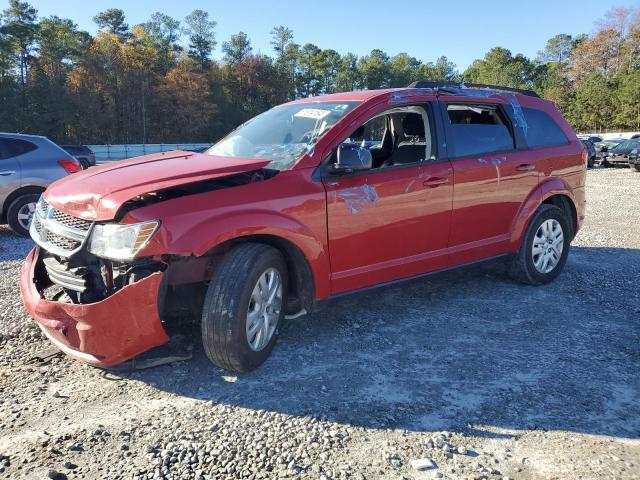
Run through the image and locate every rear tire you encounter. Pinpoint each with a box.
[201,243,288,372]
[631,164,640,173]
[509,204,571,285]
[7,193,40,237]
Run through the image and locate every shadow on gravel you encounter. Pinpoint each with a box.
[75,246,640,440]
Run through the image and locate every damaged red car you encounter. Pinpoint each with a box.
[20,82,586,372]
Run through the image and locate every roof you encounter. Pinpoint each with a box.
[284,82,542,107]
[0,132,48,140]
[286,88,404,104]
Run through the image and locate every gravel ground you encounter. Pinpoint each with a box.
[0,168,639,480]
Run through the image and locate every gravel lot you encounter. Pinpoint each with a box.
[0,168,639,480]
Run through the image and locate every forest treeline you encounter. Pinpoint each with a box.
[1,1,638,144]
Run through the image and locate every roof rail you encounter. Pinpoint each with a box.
[407,81,540,98]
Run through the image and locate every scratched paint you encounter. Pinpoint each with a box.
[404,179,417,193]
[337,184,380,214]
[389,89,432,104]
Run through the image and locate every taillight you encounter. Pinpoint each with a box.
[58,159,82,173]
[581,148,588,166]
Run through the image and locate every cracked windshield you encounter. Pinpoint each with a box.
[206,102,359,170]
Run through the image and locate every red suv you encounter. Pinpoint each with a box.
[20,82,586,372]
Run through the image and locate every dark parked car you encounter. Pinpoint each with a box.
[604,138,640,166]
[21,82,586,372]
[580,139,596,168]
[61,145,96,168]
[0,133,82,236]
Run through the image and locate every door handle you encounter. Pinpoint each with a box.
[423,176,448,187]
[0,170,16,176]
[516,164,535,172]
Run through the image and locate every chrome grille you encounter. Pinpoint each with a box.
[45,231,81,250]
[52,210,92,231]
[30,196,93,257]
[37,199,49,217]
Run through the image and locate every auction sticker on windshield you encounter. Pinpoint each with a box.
[294,108,332,120]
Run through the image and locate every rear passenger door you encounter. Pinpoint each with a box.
[440,101,539,265]
[0,139,23,200]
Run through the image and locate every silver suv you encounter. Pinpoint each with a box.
[0,133,82,236]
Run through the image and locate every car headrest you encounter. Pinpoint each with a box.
[403,114,424,137]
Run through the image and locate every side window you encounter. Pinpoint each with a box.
[445,103,515,157]
[345,115,386,147]
[522,108,569,148]
[2,139,37,158]
[0,140,10,160]
[339,105,435,169]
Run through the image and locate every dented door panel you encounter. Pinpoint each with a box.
[324,161,453,294]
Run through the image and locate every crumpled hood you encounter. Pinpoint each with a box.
[44,150,271,221]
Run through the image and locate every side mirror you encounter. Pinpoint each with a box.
[330,144,372,174]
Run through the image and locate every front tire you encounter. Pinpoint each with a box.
[509,204,571,285]
[7,193,40,237]
[201,243,288,372]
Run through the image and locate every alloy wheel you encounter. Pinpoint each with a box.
[532,219,564,274]
[17,202,36,231]
[246,268,283,351]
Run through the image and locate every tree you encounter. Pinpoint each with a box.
[570,7,639,81]
[615,70,640,129]
[0,4,635,143]
[464,47,538,88]
[1,0,38,120]
[270,26,293,61]
[389,53,421,87]
[184,9,216,69]
[572,74,615,131]
[29,16,89,138]
[141,12,181,72]
[335,52,359,92]
[153,64,214,141]
[93,8,128,36]
[222,32,252,65]
[357,49,391,89]
[421,56,459,82]
[537,34,573,64]
[270,26,295,99]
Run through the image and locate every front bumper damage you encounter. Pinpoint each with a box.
[20,247,169,367]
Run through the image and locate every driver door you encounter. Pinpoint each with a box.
[322,104,453,294]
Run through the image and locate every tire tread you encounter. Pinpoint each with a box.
[202,243,282,372]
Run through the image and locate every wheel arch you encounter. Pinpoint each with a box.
[541,193,577,240]
[203,234,318,315]
[509,178,578,249]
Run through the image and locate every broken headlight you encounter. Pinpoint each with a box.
[88,221,159,261]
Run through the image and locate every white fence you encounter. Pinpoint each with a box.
[89,143,210,163]
[579,131,640,141]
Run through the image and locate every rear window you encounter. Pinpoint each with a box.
[446,104,515,157]
[62,145,90,155]
[0,138,38,159]
[522,108,569,148]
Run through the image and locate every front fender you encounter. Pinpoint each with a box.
[140,209,331,300]
[508,177,577,249]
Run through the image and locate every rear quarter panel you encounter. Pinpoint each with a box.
[507,98,586,248]
[19,139,71,188]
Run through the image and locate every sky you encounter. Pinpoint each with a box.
[7,0,637,70]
